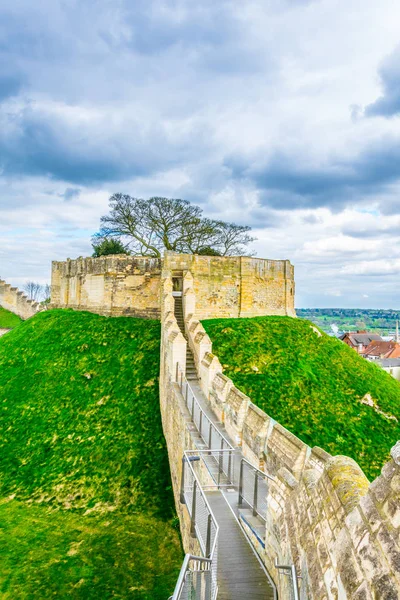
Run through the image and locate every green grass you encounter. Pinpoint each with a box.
[0,306,22,329]
[0,500,180,600]
[0,310,181,598]
[202,316,400,480]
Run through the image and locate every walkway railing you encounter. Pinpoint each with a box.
[275,560,301,600]
[238,458,273,522]
[171,366,275,600]
[179,370,233,454]
[171,451,219,600]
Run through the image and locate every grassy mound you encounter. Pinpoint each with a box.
[0,310,181,599]
[0,501,180,600]
[0,306,21,329]
[202,316,400,480]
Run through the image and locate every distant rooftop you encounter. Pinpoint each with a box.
[340,332,382,345]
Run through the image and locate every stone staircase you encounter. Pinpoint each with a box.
[173,296,197,381]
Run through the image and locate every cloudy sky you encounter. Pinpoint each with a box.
[1,0,400,308]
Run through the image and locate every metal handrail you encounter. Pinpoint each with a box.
[182,450,220,558]
[178,365,234,451]
[238,457,273,522]
[241,456,275,482]
[275,560,300,600]
[169,554,212,600]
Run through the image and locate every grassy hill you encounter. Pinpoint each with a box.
[0,306,22,329]
[202,316,400,480]
[0,310,181,599]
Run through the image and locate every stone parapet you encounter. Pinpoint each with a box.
[50,251,296,320]
[50,255,162,318]
[176,277,400,599]
[0,279,43,320]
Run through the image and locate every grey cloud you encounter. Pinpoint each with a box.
[302,214,323,225]
[365,44,400,118]
[60,188,81,202]
[0,74,23,101]
[225,137,400,211]
[0,101,212,185]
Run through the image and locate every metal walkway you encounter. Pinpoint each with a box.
[206,492,274,600]
[173,296,276,600]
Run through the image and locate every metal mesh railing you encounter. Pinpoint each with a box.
[274,561,300,600]
[169,555,215,600]
[180,375,233,453]
[172,452,218,600]
[238,458,272,521]
[171,365,275,600]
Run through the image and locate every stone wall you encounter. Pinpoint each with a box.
[50,252,295,320]
[50,255,162,318]
[0,279,42,320]
[164,252,295,319]
[176,275,400,600]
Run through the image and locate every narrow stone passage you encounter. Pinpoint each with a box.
[174,295,276,600]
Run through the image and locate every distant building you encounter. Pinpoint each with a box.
[362,340,400,360]
[339,331,383,354]
[377,358,400,381]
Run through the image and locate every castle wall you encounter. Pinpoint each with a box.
[0,279,42,320]
[160,273,400,600]
[164,252,295,319]
[50,255,162,319]
[51,252,295,320]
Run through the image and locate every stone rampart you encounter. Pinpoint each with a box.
[175,275,400,599]
[50,251,296,320]
[166,251,295,319]
[0,279,42,320]
[50,255,162,318]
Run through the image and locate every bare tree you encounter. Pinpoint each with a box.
[94,195,255,257]
[43,284,51,303]
[24,281,43,302]
[23,282,51,303]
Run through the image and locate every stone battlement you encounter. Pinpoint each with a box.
[160,269,400,600]
[0,279,43,320]
[50,252,295,319]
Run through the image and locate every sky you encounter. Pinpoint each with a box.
[1,0,400,308]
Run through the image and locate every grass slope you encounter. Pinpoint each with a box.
[0,310,181,599]
[202,316,400,480]
[0,306,21,329]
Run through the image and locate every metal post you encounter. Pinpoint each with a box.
[191,393,195,417]
[199,411,203,438]
[180,371,183,388]
[180,456,186,504]
[190,480,197,537]
[208,422,212,450]
[205,513,212,557]
[204,568,211,600]
[218,439,223,488]
[228,450,232,483]
[238,460,244,506]
[185,381,189,406]
[291,565,300,600]
[176,361,179,382]
[253,469,259,517]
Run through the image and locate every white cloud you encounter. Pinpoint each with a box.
[1,0,400,310]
